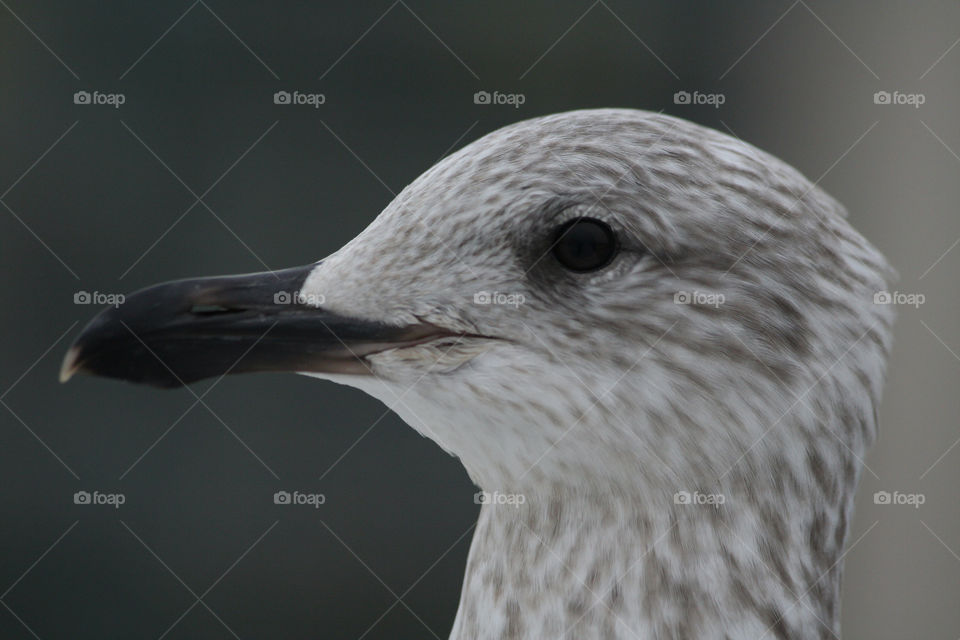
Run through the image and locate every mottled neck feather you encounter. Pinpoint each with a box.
[450,483,852,640]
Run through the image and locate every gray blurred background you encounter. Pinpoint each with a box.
[1,1,958,638]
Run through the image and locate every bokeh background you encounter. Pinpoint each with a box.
[2,1,958,638]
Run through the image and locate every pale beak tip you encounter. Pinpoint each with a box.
[59,346,81,383]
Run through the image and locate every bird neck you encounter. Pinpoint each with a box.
[449,484,850,640]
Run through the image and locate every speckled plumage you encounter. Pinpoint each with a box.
[302,109,895,639]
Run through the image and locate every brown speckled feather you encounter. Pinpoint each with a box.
[301,109,895,639]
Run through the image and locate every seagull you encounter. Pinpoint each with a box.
[61,109,894,639]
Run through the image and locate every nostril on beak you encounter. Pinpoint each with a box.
[189,304,244,316]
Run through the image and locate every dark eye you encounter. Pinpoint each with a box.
[551,217,618,272]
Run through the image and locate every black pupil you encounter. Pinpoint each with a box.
[552,217,617,272]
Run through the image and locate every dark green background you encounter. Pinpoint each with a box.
[2,2,958,638]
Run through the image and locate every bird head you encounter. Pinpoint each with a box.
[63,109,895,496]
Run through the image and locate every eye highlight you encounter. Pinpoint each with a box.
[551,217,618,272]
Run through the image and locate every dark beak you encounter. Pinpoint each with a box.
[60,263,449,388]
